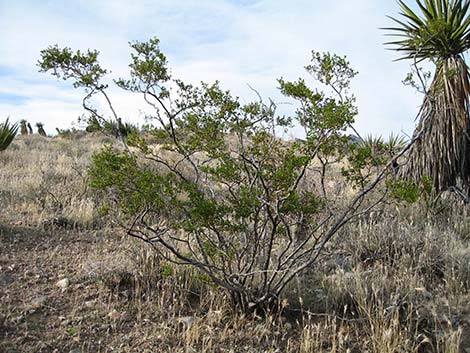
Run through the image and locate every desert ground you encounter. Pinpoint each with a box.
[1,133,469,352]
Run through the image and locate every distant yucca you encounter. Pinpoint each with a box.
[357,133,407,157]
[36,122,47,137]
[0,118,19,151]
[19,119,28,135]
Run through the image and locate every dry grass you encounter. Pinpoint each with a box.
[0,134,469,352]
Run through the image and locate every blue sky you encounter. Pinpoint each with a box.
[0,0,427,136]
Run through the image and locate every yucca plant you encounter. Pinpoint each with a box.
[36,122,47,137]
[19,119,28,135]
[385,0,470,191]
[386,133,408,154]
[0,118,19,151]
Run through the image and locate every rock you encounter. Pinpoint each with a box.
[108,309,121,321]
[56,278,70,291]
[84,300,95,308]
[178,316,195,328]
[0,273,14,286]
[30,295,47,309]
[60,318,71,326]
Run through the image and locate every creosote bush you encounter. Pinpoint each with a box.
[39,37,410,312]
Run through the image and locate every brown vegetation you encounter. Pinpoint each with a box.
[1,134,469,352]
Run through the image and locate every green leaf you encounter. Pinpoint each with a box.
[0,118,18,151]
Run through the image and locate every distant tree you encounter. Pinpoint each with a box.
[27,122,33,135]
[37,45,126,145]
[385,0,470,192]
[0,118,19,151]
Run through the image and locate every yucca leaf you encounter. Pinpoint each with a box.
[416,1,436,21]
[0,118,19,151]
[385,0,470,61]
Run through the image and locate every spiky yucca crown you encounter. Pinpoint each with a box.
[384,0,470,62]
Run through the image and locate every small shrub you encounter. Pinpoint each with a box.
[55,127,87,139]
[343,133,407,188]
[85,114,139,140]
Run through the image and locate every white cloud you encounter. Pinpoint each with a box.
[0,0,424,136]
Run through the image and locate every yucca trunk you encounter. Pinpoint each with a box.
[401,56,470,191]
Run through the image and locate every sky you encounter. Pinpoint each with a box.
[0,0,428,137]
